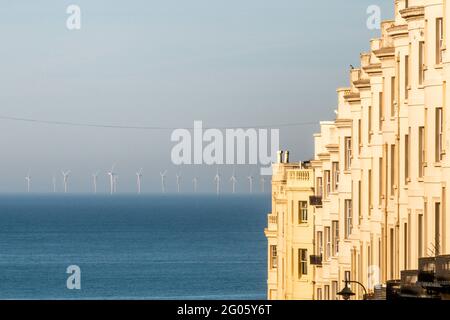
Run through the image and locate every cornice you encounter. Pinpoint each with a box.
[335,118,352,128]
[387,24,408,38]
[353,78,371,90]
[363,63,382,75]
[325,144,339,153]
[317,152,330,161]
[400,6,425,21]
[373,47,395,59]
[343,91,361,103]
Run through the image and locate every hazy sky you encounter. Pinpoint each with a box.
[0,0,393,193]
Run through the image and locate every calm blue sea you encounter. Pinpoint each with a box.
[0,195,269,300]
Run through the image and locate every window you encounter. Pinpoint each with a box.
[404,222,408,269]
[418,214,423,258]
[391,144,396,196]
[436,108,443,162]
[345,137,352,170]
[299,201,308,223]
[379,157,383,205]
[316,177,323,197]
[317,288,323,300]
[332,162,339,191]
[324,285,330,300]
[270,245,277,268]
[317,231,323,256]
[299,249,308,276]
[419,126,426,177]
[368,170,372,213]
[405,55,409,99]
[325,170,331,198]
[345,200,353,238]
[378,92,384,126]
[405,131,410,183]
[332,221,339,256]
[368,106,372,139]
[391,77,396,117]
[435,202,441,256]
[419,41,425,85]
[332,281,338,300]
[358,181,362,224]
[325,227,331,260]
[436,18,444,64]
[358,119,362,153]
[390,229,394,279]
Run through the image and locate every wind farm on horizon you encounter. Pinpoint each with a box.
[19,165,269,195]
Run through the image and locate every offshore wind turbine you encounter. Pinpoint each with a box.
[52,175,57,193]
[192,177,198,193]
[176,172,181,193]
[214,169,221,195]
[92,172,99,194]
[61,170,71,193]
[136,168,143,194]
[160,170,167,193]
[230,169,237,194]
[260,176,266,193]
[107,164,116,195]
[113,175,118,193]
[25,171,31,193]
[247,175,254,194]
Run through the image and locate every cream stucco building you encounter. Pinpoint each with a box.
[265,0,450,300]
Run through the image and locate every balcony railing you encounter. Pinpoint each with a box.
[286,169,314,188]
[436,255,450,283]
[267,213,278,231]
[386,280,402,300]
[309,195,323,207]
[418,257,436,283]
[400,270,424,297]
[309,255,322,266]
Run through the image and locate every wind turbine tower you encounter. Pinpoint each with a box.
[214,169,221,195]
[92,172,99,194]
[247,175,254,194]
[176,172,181,193]
[25,171,31,193]
[136,169,143,194]
[107,164,116,195]
[230,169,237,194]
[61,170,71,193]
[160,170,167,193]
[260,176,266,193]
[52,175,57,193]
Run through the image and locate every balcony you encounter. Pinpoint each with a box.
[267,213,278,231]
[386,280,401,300]
[418,257,436,283]
[286,169,314,189]
[400,270,425,297]
[309,255,322,266]
[436,255,450,283]
[309,195,322,207]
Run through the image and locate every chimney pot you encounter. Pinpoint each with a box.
[284,151,290,163]
[277,150,283,164]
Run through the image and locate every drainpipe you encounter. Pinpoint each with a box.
[396,69,401,279]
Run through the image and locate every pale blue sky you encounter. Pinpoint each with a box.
[0,0,392,193]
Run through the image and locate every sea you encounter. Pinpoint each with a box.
[0,194,270,300]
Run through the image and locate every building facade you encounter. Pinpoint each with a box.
[265,0,450,300]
